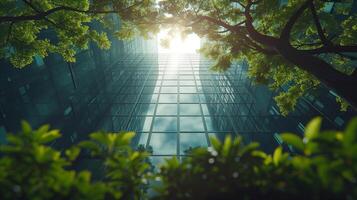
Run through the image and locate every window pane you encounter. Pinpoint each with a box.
[156,104,177,115]
[180,80,195,86]
[180,104,201,115]
[159,94,178,103]
[180,117,205,131]
[162,80,177,86]
[180,94,199,103]
[137,133,149,146]
[152,117,177,132]
[150,133,177,155]
[180,87,197,93]
[180,133,207,155]
[161,87,177,93]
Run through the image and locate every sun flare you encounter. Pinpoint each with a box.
[157,29,201,54]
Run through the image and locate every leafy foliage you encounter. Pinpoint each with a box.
[0,0,159,68]
[155,117,357,200]
[0,121,150,200]
[2,0,356,114]
[1,118,357,199]
[157,0,357,114]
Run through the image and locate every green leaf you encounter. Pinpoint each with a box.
[305,117,322,140]
[90,132,108,144]
[78,171,92,182]
[344,117,357,147]
[6,134,22,145]
[0,145,21,153]
[38,130,61,144]
[79,141,100,153]
[121,131,135,143]
[165,157,180,169]
[239,142,259,156]
[222,135,232,156]
[66,146,81,161]
[21,120,32,134]
[291,157,310,170]
[280,133,304,151]
[251,150,267,159]
[209,136,221,151]
[273,146,282,166]
[304,141,319,155]
[37,124,50,135]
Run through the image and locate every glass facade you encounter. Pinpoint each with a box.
[0,29,158,147]
[97,54,284,164]
[0,19,356,162]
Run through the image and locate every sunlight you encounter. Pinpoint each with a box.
[157,29,201,54]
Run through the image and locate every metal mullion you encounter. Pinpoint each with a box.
[177,56,181,157]
[191,55,211,147]
[146,56,166,150]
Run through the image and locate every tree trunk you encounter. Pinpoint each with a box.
[276,43,357,110]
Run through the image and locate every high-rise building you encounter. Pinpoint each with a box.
[0,26,158,147]
[0,23,356,164]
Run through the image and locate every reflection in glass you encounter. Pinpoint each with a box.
[180,94,200,103]
[205,117,215,131]
[180,80,195,86]
[201,104,210,115]
[180,104,201,115]
[149,156,172,172]
[179,87,197,93]
[137,133,149,146]
[156,104,177,115]
[153,117,177,132]
[128,117,152,132]
[162,80,177,86]
[150,133,177,155]
[159,94,178,103]
[161,87,178,93]
[134,103,156,115]
[180,133,207,155]
[139,94,158,103]
[180,117,205,131]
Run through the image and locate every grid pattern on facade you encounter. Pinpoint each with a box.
[94,54,280,165]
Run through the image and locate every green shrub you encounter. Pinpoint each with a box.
[0,117,356,199]
[0,121,150,200]
[155,117,357,200]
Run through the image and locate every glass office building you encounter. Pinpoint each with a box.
[0,31,158,147]
[89,53,280,165]
[0,23,356,164]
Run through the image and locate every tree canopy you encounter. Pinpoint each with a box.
[0,0,159,67]
[1,0,357,115]
[158,0,357,115]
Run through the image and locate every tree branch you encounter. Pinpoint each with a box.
[309,0,332,46]
[5,22,14,45]
[22,0,42,13]
[244,0,279,46]
[234,20,246,28]
[244,35,277,55]
[0,1,144,24]
[196,15,236,31]
[0,6,68,23]
[280,0,311,42]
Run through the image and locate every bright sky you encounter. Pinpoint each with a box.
[157,29,201,53]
